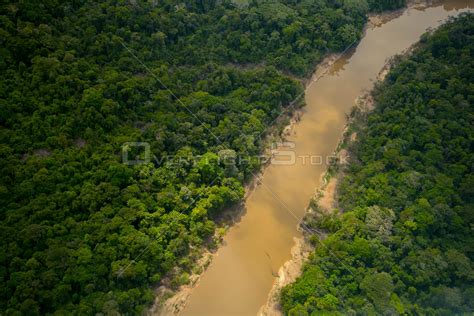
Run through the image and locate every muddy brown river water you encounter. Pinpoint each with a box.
[178,1,473,315]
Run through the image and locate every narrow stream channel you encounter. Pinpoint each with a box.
[179,1,473,315]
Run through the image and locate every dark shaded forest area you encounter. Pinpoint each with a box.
[281,13,474,315]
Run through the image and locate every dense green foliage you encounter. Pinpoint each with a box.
[0,0,406,314]
[366,0,405,12]
[281,14,474,315]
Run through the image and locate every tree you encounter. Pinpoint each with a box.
[364,206,395,242]
[360,272,394,311]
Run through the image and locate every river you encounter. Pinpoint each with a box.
[178,1,473,315]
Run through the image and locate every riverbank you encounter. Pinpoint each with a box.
[150,170,268,315]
